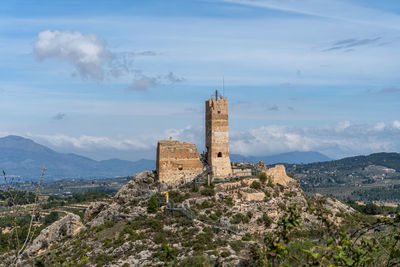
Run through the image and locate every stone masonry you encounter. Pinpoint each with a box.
[156,137,203,184]
[205,92,232,177]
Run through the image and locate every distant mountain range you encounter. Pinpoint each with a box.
[230,151,332,165]
[0,135,154,181]
[0,135,332,181]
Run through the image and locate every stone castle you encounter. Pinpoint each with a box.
[156,90,293,186]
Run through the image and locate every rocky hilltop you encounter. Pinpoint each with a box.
[3,165,357,266]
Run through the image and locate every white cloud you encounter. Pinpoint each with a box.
[34,30,112,80]
[127,74,161,91]
[373,122,385,131]
[229,122,400,158]
[20,125,203,154]
[1,120,399,161]
[127,71,186,91]
[393,120,400,130]
[31,134,153,151]
[333,120,351,132]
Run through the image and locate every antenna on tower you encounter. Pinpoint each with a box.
[222,76,225,98]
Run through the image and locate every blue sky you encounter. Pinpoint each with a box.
[0,0,399,160]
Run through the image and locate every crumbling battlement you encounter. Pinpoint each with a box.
[156,137,204,185]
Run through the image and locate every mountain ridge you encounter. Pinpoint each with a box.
[0,135,366,181]
[0,135,154,180]
[231,151,332,164]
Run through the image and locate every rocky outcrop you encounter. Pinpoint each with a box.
[24,214,85,257]
[314,193,356,220]
[84,202,109,223]
[239,189,265,201]
[114,170,160,205]
[86,203,122,227]
[266,164,294,186]
[85,171,160,227]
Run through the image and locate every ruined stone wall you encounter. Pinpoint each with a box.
[156,138,204,185]
[232,168,252,177]
[205,96,232,177]
[265,165,294,186]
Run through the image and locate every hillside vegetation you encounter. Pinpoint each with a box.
[1,171,398,266]
[286,152,400,202]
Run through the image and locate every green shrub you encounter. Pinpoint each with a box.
[77,255,89,266]
[258,172,267,183]
[209,213,219,221]
[104,220,116,228]
[273,188,280,197]
[242,232,253,241]
[169,190,187,203]
[200,187,215,196]
[198,200,214,209]
[220,250,231,257]
[262,213,272,227]
[230,213,250,224]
[148,218,163,231]
[93,224,105,232]
[284,191,297,198]
[147,195,159,213]
[155,243,179,262]
[250,181,262,190]
[102,238,112,248]
[226,197,233,206]
[246,211,253,219]
[95,254,113,265]
[154,233,167,244]
[230,240,245,252]
[44,211,59,225]
[191,183,199,192]
[179,255,213,267]
[34,258,45,267]
[267,176,274,187]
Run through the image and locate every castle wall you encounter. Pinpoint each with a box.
[265,165,294,186]
[205,96,232,177]
[232,168,252,177]
[156,138,204,185]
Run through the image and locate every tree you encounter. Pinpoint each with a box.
[147,195,159,213]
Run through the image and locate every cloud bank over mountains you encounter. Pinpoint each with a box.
[230,121,400,159]
[2,120,399,161]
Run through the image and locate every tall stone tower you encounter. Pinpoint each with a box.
[205,90,232,177]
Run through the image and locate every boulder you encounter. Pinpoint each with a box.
[114,171,158,205]
[239,190,265,202]
[87,203,123,227]
[84,202,109,223]
[25,214,85,257]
